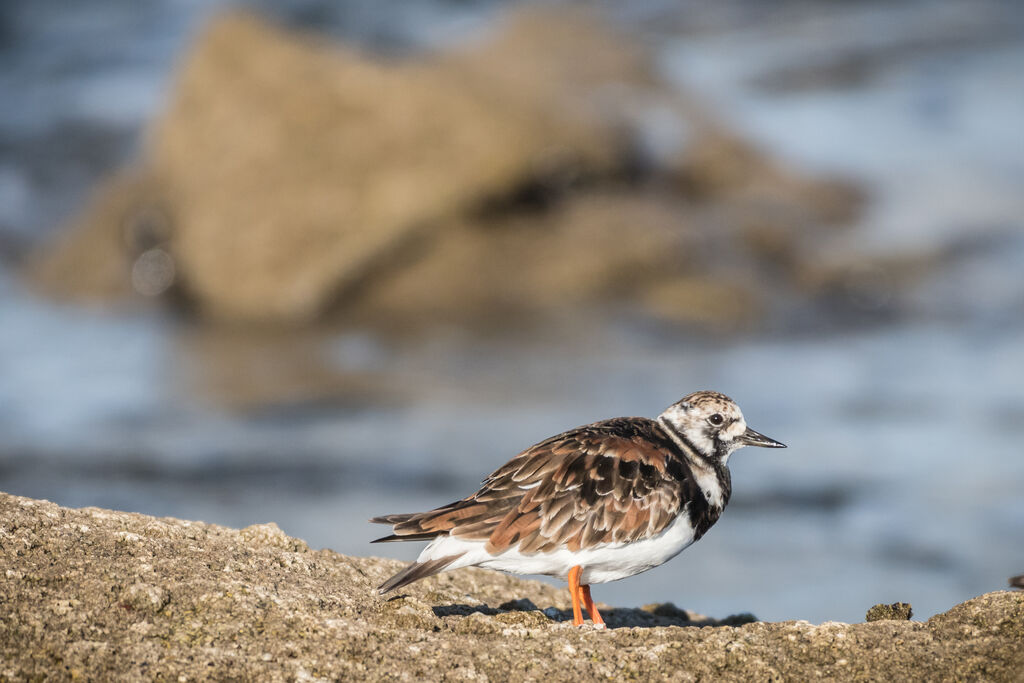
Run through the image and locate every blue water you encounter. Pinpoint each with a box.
[1,0,1023,624]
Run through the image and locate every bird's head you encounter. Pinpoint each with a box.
[657,390,785,464]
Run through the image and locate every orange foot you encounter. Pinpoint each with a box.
[581,584,606,629]
[568,565,606,629]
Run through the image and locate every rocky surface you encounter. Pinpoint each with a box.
[865,602,913,622]
[2,491,1022,681]
[28,8,863,330]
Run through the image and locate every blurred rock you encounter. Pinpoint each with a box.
[345,191,736,329]
[3,491,1023,680]
[670,129,863,224]
[29,170,167,303]
[28,8,864,330]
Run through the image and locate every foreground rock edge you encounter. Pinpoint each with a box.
[1,491,1021,681]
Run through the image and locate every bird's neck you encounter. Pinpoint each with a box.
[657,416,714,466]
[657,417,732,510]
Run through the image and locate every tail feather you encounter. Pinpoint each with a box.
[369,513,418,525]
[369,511,446,544]
[377,553,463,594]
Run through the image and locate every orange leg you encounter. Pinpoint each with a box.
[568,565,584,626]
[580,584,606,629]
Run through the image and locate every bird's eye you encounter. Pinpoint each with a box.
[708,413,724,426]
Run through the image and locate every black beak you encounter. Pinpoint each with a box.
[738,426,786,449]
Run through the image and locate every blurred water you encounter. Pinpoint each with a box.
[1,0,1023,624]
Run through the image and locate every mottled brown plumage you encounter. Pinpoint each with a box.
[371,417,728,556]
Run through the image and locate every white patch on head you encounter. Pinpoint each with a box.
[657,393,747,462]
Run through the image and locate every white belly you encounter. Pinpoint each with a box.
[419,513,699,584]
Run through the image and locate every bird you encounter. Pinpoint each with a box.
[370,390,785,628]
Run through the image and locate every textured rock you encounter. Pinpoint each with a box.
[866,602,913,622]
[2,491,1022,681]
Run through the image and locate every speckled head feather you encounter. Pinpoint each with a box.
[657,390,751,464]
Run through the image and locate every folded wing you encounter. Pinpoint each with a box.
[371,419,687,554]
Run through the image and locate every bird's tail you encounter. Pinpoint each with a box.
[377,554,463,594]
[370,506,471,592]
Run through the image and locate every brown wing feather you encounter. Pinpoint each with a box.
[375,419,688,555]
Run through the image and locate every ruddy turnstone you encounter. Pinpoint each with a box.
[371,390,784,627]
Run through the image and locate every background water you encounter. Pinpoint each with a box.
[1,0,1023,624]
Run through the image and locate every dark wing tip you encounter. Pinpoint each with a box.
[371,534,401,544]
[372,531,446,543]
[370,512,442,543]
